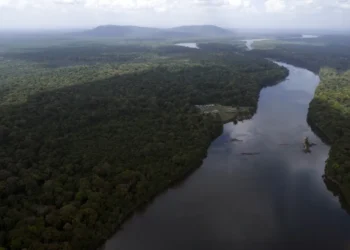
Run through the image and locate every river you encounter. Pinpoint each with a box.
[175,43,199,49]
[103,45,350,250]
[243,39,269,50]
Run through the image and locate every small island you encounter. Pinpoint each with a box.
[303,136,311,152]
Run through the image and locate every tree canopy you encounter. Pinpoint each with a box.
[248,42,350,73]
[0,42,287,249]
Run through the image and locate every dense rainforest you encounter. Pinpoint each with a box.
[0,42,288,250]
[249,42,350,73]
[308,68,350,202]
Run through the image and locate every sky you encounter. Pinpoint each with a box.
[0,0,350,30]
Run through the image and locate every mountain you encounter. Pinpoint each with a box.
[82,25,160,37]
[81,25,234,39]
[169,25,234,37]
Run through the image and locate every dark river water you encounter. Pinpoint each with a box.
[103,62,350,250]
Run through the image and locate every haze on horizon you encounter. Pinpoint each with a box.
[0,0,349,31]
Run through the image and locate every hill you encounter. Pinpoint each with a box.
[81,25,234,39]
[169,25,234,37]
[81,25,160,37]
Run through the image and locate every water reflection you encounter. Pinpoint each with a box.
[104,63,350,250]
[175,43,199,49]
[302,35,319,39]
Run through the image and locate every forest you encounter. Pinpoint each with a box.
[249,42,350,73]
[308,68,350,202]
[0,42,288,250]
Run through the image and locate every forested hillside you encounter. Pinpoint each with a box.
[0,43,287,250]
[308,68,350,201]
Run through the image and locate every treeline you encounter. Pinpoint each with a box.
[308,68,350,202]
[0,43,288,108]
[2,44,189,67]
[248,43,350,73]
[0,43,288,249]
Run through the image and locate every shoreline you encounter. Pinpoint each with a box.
[98,123,223,250]
[307,90,350,207]
[322,174,350,207]
[100,67,289,249]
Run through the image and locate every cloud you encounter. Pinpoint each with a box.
[0,0,255,12]
[264,0,286,12]
[1,0,349,13]
[227,0,251,8]
[263,0,350,13]
[194,0,225,6]
[81,0,177,12]
[0,0,10,7]
[0,0,349,29]
[193,0,254,10]
[54,0,84,5]
[336,0,350,9]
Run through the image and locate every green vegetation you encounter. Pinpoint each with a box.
[248,41,350,73]
[251,39,325,50]
[0,41,287,250]
[308,68,350,202]
[196,104,252,122]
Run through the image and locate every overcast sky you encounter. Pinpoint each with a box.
[0,0,349,30]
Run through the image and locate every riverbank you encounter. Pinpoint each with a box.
[244,38,350,208]
[99,71,289,250]
[0,40,291,250]
[104,60,350,250]
[96,120,223,250]
[307,68,350,205]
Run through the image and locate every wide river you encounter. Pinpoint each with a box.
[104,56,350,250]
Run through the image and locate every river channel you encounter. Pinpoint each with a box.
[104,45,350,250]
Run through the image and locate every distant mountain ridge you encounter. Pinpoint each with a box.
[84,25,160,37]
[81,25,234,39]
[169,25,233,36]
